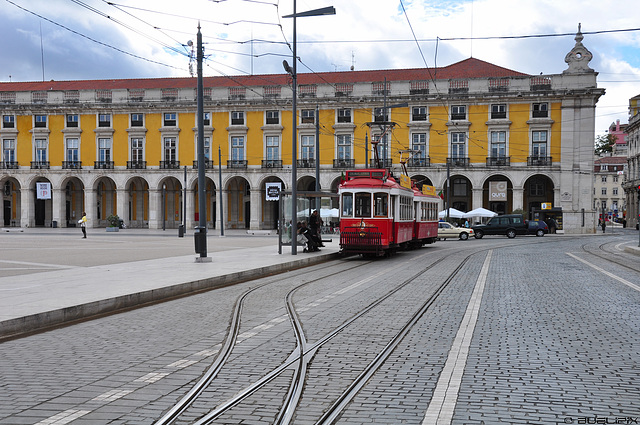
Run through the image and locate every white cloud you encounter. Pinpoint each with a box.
[1,0,639,133]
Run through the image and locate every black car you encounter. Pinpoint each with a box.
[527,220,549,237]
[472,214,528,239]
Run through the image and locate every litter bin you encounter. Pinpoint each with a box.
[178,224,185,238]
[52,221,57,228]
[118,219,124,229]
[194,226,206,254]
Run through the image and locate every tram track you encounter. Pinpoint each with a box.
[580,239,640,273]
[154,244,487,425]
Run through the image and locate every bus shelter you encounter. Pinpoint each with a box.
[278,191,339,254]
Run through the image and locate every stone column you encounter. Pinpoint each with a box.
[148,188,160,229]
[52,188,64,228]
[250,189,261,230]
[512,187,524,211]
[185,188,195,231]
[84,189,96,228]
[20,187,32,227]
[215,188,225,231]
[116,188,127,227]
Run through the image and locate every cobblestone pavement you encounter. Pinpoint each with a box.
[0,231,638,424]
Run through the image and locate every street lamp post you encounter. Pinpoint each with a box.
[282,3,335,255]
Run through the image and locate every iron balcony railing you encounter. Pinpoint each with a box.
[62,161,82,169]
[407,157,430,168]
[262,159,283,169]
[486,156,510,166]
[297,159,315,168]
[527,156,552,166]
[30,161,50,169]
[227,160,247,169]
[94,161,114,169]
[446,157,469,167]
[159,160,180,169]
[127,161,147,169]
[0,161,19,169]
[193,160,214,169]
[333,159,355,168]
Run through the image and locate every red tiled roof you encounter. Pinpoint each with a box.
[0,58,529,92]
[594,156,627,164]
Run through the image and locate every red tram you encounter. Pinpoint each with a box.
[338,169,442,256]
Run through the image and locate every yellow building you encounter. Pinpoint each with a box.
[0,30,603,233]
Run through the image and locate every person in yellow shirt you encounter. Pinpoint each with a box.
[79,212,88,238]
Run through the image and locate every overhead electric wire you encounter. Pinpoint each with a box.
[4,0,187,71]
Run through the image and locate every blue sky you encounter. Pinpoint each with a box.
[1,0,639,134]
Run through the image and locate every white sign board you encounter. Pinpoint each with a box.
[265,182,281,201]
[36,182,52,200]
[489,181,507,202]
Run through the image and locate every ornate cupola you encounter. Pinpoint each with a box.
[563,23,594,74]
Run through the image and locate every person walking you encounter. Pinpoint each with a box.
[601,219,606,233]
[79,212,88,238]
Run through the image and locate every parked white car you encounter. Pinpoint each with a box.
[437,222,474,240]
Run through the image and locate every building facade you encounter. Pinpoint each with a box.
[1,29,603,233]
[624,94,640,228]
[593,156,626,222]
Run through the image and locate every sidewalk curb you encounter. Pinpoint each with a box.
[0,251,341,341]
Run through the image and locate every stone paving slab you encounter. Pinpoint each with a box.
[0,228,340,340]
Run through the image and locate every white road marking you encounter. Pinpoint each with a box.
[422,250,493,425]
[567,252,640,292]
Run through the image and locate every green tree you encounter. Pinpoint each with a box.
[594,134,616,155]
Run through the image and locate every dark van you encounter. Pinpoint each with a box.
[472,214,528,239]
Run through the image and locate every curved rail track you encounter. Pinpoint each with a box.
[154,246,485,425]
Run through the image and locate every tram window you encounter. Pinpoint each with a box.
[341,193,353,217]
[374,193,388,217]
[355,193,371,218]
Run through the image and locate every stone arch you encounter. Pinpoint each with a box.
[482,174,514,215]
[60,176,85,227]
[442,174,472,213]
[1,177,21,227]
[226,176,251,229]
[192,177,216,229]
[94,176,118,226]
[157,177,183,230]
[523,174,555,217]
[124,176,150,228]
[259,176,286,230]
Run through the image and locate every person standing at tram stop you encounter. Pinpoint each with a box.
[79,212,88,238]
[601,218,606,234]
[309,210,325,247]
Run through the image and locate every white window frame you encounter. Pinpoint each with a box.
[130,137,144,162]
[98,113,111,128]
[34,138,48,162]
[266,135,280,160]
[451,132,466,158]
[2,115,15,129]
[163,112,177,127]
[3,139,16,162]
[301,135,315,160]
[66,138,79,162]
[231,136,245,160]
[337,134,352,160]
[98,138,112,162]
[163,137,177,161]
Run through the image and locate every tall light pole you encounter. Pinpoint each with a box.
[283,3,335,255]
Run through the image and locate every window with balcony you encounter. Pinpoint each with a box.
[66,138,79,162]
[450,105,466,120]
[532,130,548,158]
[98,114,111,128]
[491,104,507,119]
[2,115,15,129]
[412,106,427,121]
[2,139,16,165]
[231,111,244,125]
[411,133,427,166]
[164,113,177,127]
[451,132,466,158]
[490,131,507,158]
[337,134,352,164]
[532,103,549,118]
[266,110,279,125]
[337,108,352,123]
[266,136,279,160]
[98,138,111,162]
[164,137,177,162]
[131,113,144,127]
[35,138,47,162]
[131,138,144,162]
[231,136,244,161]
[301,109,315,124]
[34,115,47,128]
[301,135,315,160]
